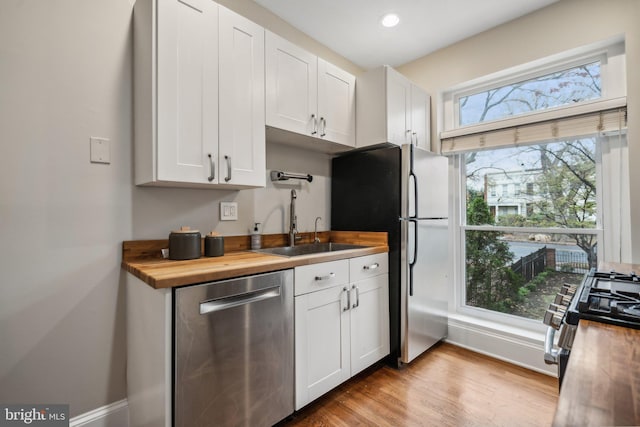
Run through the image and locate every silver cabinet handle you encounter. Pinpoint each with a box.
[207,153,215,182]
[311,114,317,135]
[320,117,326,137]
[543,326,559,365]
[343,286,350,312]
[363,263,379,271]
[315,272,335,281]
[351,284,360,309]
[412,132,417,146]
[224,155,231,182]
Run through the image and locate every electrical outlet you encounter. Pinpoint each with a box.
[220,202,238,221]
[90,137,111,164]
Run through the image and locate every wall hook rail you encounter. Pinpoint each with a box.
[270,170,313,182]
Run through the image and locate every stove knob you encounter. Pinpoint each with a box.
[543,308,564,329]
[549,303,566,313]
[560,284,577,296]
[554,293,573,306]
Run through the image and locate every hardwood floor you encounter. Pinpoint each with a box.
[281,343,558,427]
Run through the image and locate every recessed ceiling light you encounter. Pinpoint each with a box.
[380,13,400,28]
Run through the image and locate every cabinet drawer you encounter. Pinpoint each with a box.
[349,253,389,282]
[295,260,349,296]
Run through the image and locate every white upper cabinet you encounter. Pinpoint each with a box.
[218,7,266,187]
[317,59,356,146]
[410,83,430,150]
[356,65,431,150]
[133,0,265,188]
[136,0,219,186]
[265,31,355,149]
[265,33,318,138]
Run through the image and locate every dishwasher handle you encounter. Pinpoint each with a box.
[200,285,281,315]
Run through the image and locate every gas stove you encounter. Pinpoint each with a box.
[543,268,640,387]
[565,269,640,328]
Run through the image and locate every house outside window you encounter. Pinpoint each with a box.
[526,183,534,196]
[441,41,628,328]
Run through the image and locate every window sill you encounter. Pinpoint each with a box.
[446,312,556,376]
[449,312,546,343]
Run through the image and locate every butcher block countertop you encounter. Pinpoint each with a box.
[553,320,640,426]
[122,231,388,289]
[553,261,640,427]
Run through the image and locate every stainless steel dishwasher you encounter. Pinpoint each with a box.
[174,269,294,427]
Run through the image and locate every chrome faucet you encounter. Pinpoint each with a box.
[314,216,322,243]
[289,189,301,246]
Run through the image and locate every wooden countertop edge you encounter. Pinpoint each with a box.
[122,245,388,289]
[553,319,640,426]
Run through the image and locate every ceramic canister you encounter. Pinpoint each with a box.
[204,233,224,257]
[168,226,202,260]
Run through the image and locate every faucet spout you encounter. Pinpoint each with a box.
[314,216,322,243]
[289,189,300,246]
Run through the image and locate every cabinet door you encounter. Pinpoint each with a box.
[218,7,265,187]
[265,31,318,137]
[157,0,218,183]
[350,274,390,375]
[386,68,411,145]
[317,59,356,147]
[411,85,430,151]
[295,285,350,410]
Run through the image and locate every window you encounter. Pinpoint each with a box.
[441,40,628,327]
[459,62,601,126]
[464,140,598,319]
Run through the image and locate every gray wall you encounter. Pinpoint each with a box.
[397,0,640,263]
[0,0,356,417]
[0,0,133,416]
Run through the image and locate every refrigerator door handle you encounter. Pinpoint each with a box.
[409,144,419,219]
[409,218,418,296]
[409,170,418,219]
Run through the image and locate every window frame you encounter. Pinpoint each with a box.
[441,39,626,135]
[443,39,627,332]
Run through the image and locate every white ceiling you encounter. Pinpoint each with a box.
[254,0,559,70]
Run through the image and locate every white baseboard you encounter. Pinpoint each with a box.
[70,399,129,427]
[446,315,558,377]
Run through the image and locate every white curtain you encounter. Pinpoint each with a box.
[440,98,627,155]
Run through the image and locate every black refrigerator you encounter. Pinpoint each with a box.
[332,143,449,365]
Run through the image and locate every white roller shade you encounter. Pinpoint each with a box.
[440,97,627,155]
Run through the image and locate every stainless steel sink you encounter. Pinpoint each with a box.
[254,242,367,257]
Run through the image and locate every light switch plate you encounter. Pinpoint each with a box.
[90,137,111,164]
[220,202,238,221]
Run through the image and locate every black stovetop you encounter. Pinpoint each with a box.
[566,269,640,329]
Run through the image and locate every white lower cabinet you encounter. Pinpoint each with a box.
[295,254,389,410]
[349,274,390,375]
[294,281,351,409]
